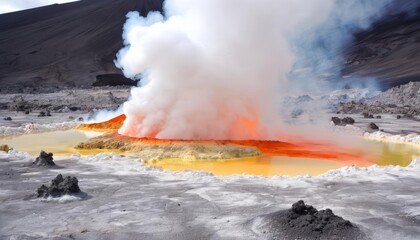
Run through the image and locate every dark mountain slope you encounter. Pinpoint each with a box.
[1,0,420,92]
[0,0,163,92]
[343,4,420,89]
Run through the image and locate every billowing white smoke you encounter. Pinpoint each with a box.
[289,0,395,93]
[116,0,336,140]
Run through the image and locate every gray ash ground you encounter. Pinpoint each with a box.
[1,144,420,239]
[252,200,365,240]
[0,87,130,129]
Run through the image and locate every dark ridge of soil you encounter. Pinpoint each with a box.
[0,0,164,93]
[92,74,138,87]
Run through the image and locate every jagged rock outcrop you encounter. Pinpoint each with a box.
[338,82,420,115]
[33,151,55,167]
[37,174,81,198]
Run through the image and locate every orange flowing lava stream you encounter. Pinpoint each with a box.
[83,114,373,167]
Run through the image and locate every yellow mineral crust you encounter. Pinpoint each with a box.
[76,133,262,162]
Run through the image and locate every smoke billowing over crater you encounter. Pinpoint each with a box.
[115,0,337,140]
[114,0,416,140]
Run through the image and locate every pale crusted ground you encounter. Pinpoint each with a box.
[1,150,420,240]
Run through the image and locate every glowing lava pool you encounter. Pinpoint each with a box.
[1,128,420,176]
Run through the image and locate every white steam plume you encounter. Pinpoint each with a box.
[289,0,395,93]
[115,0,394,140]
[116,0,334,140]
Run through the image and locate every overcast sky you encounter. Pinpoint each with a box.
[0,0,79,14]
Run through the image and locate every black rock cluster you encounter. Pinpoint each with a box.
[331,117,355,126]
[368,122,379,130]
[37,174,81,198]
[38,110,52,117]
[33,151,55,167]
[362,112,374,119]
[257,200,365,240]
[289,200,353,232]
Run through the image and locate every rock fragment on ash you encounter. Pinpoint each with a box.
[33,151,55,167]
[331,117,355,126]
[37,174,81,198]
[38,110,52,117]
[3,116,12,121]
[253,200,365,240]
[0,144,10,152]
[368,122,379,130]
[362,112,374,119]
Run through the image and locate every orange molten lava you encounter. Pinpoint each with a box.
[82,114,373,167]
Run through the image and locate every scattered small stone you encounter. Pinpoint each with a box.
[25,110,30,114]
[368,122,379,130]
[397,115,401,119]
[3,116,12,121]
[37,174,81,198]
[68,116,74,120]
[69,106,80,112]
[78,117,84,122]
[376,115,381,119]
[33,151,55,167]
[38,110,52,117]
[0,144,10,152]
[363,112,374,119]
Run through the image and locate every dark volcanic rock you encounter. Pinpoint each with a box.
[92,74,138,87]
[368,122,379,131]
[37,174,81,198]
[254,200,365,240]
[362,113,374,119]
[37,110,51,117]
[33,151,55,167]
[331,117,355,126]
[3,116,12,121]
